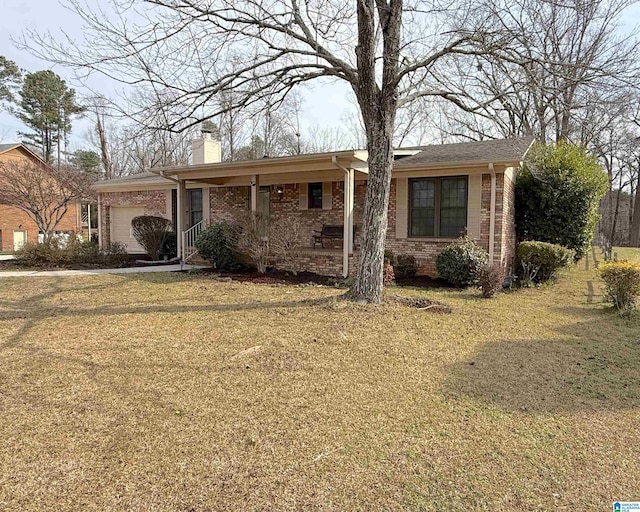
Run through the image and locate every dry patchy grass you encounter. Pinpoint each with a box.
[614,246,640,263]
[1,251,640,511]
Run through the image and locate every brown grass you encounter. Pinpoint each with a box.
[1,251,640,511]
[615,246,640,263]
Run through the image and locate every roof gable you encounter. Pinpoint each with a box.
[0,143,47,164]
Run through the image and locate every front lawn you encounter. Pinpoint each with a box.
[615,246,640,263]
[0,251,639,510]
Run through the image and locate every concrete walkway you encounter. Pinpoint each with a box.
[0,264,207,278]
[0,254,15,261]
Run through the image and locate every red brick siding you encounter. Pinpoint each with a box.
[96,171,516,277]
[210,186,250,224]
[480,172,516,270]
[0,148,80,251]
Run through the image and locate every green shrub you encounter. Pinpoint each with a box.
[477,262,505,298]
[195,223,239,270]
[598,260,640,317]
[394,254,418,278]
[102,242,129,267]
[64,237,102,265]
[436,236,488,287]
[131,215,172,260]
[515,142,609,261]
[15,239,129,267]
[516,241,573,284]
[15,240,66,266]
[160,232,177,260]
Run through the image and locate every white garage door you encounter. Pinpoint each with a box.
[111,206,146,254]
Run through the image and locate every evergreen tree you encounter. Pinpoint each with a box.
[0,56,21,107]
[14,70,83,164]
[71,149,101,176]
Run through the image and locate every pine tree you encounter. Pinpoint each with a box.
[14,70,83,164]
[0,56,21,107]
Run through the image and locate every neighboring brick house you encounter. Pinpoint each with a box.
[0,144,81,252]
[94,134,533,277]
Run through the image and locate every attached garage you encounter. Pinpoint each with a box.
[110,206,146,254]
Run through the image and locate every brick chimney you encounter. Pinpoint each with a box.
[192,129,221,165]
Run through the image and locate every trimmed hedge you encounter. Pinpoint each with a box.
[436,236,488,287]
[516,241,573,284]
[15,239,128,267]
[131,215,172,260]
[598,260,640,317]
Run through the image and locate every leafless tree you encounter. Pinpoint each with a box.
[438,0,640,144]
[593,108,640,251]
[0,159,91,242]
[23,0,523,302]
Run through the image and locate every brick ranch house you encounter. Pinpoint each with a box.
[0,143,82,252]
[93,135,534,277]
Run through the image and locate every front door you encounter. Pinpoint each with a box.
[187,188,203,228]
[258,186,270,236]
[13,230,27,251]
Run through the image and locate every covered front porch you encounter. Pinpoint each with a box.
[161,151,370,277]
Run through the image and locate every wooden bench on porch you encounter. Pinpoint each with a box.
[312,224,357,248]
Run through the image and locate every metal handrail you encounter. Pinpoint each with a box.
[181,219,208,262]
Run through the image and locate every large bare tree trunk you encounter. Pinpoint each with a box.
[605,187,623,259]
[347,0,401,303]
[96,113,112,180]
[349,121,395,303]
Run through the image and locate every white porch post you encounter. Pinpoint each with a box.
[348,169,355,254]
[342,170,354,278]
[97,194,103,248]
[87,204,92,241]
[203,186,211,223]
[177,180,186,260]
[250,174,259,211]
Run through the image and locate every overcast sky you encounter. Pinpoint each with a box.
[0,0,354,148]
[2,0,640,149]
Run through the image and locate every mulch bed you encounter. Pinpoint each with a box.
[0,255,161,272]
[203,267,341,286]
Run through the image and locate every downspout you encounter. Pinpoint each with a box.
[488,162,496,263]
[332,156,352,278]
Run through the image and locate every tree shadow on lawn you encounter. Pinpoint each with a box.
[0,275,337,350]
[444,306,640,414]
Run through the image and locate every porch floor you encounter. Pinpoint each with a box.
[297,246,356,256]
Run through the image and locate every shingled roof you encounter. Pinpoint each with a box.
[394,136,535,168]
[93,171,175,189]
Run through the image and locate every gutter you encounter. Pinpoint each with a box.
[158,169,180,183]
